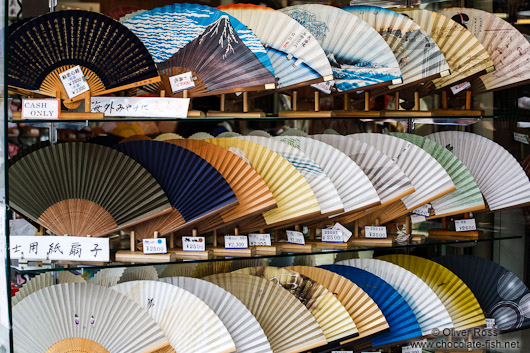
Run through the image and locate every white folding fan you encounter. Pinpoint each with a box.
[14,283,170,353]
[13,272,85,306]
[336,258,454,336]
[426,131,530,210]
[113,280,235,353]
[88,268,126,288]
[118,265,159,283]
[161,276,272,353]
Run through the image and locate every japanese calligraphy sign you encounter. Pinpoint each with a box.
[59,65,90,99]
[90,97,190,118]
[10,236,109,262]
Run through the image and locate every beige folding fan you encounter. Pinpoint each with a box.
[234,266,358,342]
[118,266,158,283]
[113,280,236,353]
[13,272,85,306]
[189,132,215,140]
[88,268,126,288]
[159,263,199,278]
[154,133,184,141]
[204,272,327,353]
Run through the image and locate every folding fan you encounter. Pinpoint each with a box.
[124,3,276,96]
[161,276,272,352]
[189,132,214,140]
[439,8,530,92]
[218,4,333,89]
[395,8,494,90]
[204,273,327,352]
[118,266,158,283]
[13,283,169,353]
[344,6,450,88]
[154,133,183,141]
[321,265,423,347]
[280,128,307,137]
[218,132,242,138]
[336,258,453,336]
[286,266,389,340]
[248,130,272,137]
[426,131,530,210]
[12,272,85,306]
[159,263,198,278]
[9,141,52,167]
[237,136,343,215]
[234,266,358,342]
[280,4,402,93]
[205,138,320,228]
[8,10,160,97]
[228,258,267,272]
[194,261,233,279]
[435,255,530,332]
[9,142,172,237]
[378,254,486,330]
[390,132,485,218]
[113,280,236,353]
[88,268,126,288]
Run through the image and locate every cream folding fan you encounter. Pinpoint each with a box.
[439,8,530,92]
[286,266,389,340]
[280,4,402,93]
[154,133,184,141]
[112,280,236,353]
[426,131,530,210]
[204,273,327,353]
[14,283,169,353]
[395,8,494,90]
[336,258,453,336]
[189,132,214,140]
[390,132,485,218]
[218,4,333,89]
[234,266,358,342]
[88,268,126,288]
[13,272,85,306]
[378,254,486,330]
[161,277,272,352]
[238,136,343,215]
[249,130,272,137]
[118,266,158,283]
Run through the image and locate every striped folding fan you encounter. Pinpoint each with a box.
[426,131,530,211]
[435,255,530,332]
[218,4,333,89]
[378,254,486,330]
[390,132,485,218]
[280,4,402,93]
[321,265,423,347]
[123,3,276,96]
[204,273,327,353]
[9,142,172,237]
[336,258,453,336]
[8,10,160,98]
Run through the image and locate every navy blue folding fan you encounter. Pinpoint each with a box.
[321,265,423,347]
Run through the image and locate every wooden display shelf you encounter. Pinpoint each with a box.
[275,242,317,253]
[13,111,104,120]
[332,110,382,118]
[208,247,255,257]
[207,111,265,118]
[253,245,281,256]
[169,249,213,260]
[115,250,176,263]
[307,240,351,250]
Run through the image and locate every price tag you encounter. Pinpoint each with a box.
[286,230,305,245]
[365,226,387,239]
[412,204,430,217]
[410,214,426,224]
[321,229,343,243]
[248,233,271,247]
[21,99,60,120]
[455,219,476,232]
[169,72,195,93]
[402,345,422,353]
[182,236,205,251]
[514,132,529,144]
[332,222,353,242]
[450,81,471,95]
[224,235,248,249]
[142,238,167,254]
[332,351,353,353]
[59,65,90,99]
[486,318,496,329]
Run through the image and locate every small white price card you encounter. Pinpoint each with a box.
[365,226,387,239]
[286,230,305,245]
[402,345,422,353]
[248,233,271,247]
[59,65,90,99]
[332,351,353,353]
[455,219,476,232]
[450,81,471,95]
[333,222,353,242]
[321,229,344,243]
[486,318,496,329]
[412,204,430,217]
[169,71,195,93]
[21,99,60,119]
[514,132,529,144]
[410,214,426,224]
[143,238,167,254]
[224,235,248,249]
[182,236,205,251]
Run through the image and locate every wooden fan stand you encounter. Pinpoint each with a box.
[115,231,176,263]
[431,89,484,117]
[208,227,256,257]
[333,91,383,118]
[428,213,481,239]
[279,90,335,118]
[383,91,433,117]
[207,92,266,117]
[169,229,213,260]
[274,225,317,253]
[160,89,205,118]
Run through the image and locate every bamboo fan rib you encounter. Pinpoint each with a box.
[337,258,453,336]
[118,266,158,283]
[234,266,358,342]
[390,132,485,218]
[426,131,530,210]
[435,255,530,332]
[161,277,272,352]
[9,143,172,237]
[378,254,486,330]
[13,283,169,353]
[395,8,493,90]
[8,10,160,97]
[88,268,126,288]
[12,272,85,306]
[204,273,327,353]
[439,8,530,92]
[112,280,235,353]
[286,266,389,340]
[280,4,402,93]
[321,265,423,347]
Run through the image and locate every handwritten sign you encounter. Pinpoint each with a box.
[10,236,109,262]
[21,99,59,120]
[59,65,90,99]
[286,230,305,245]
[249,233,271,247]
[333,222,352,242]
[182,236,205,251]
[321,229,343,243]
[365,226,387,239]
[91,97,190,118]
[412,204,430,217]
[224,235,248,249]
[169,72,195,93]
[455,219,476,232]
[143,238,167,255]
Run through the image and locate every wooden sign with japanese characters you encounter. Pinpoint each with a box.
[10,236,109,262]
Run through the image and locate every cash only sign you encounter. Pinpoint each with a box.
[21,99,60,119]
